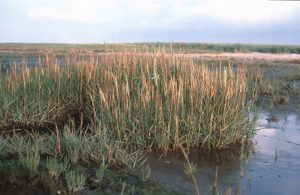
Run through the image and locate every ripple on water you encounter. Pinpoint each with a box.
[148,109,300,194]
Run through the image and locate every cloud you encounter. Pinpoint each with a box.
[171,0,300,24]
[26,0,121,24]
[24,0,300,26]
[2,0,300,43]
[125,0,161,14]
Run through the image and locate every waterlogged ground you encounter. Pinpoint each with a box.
[1,51,300,194]
[147,104,300,195]
[2,105,299,195]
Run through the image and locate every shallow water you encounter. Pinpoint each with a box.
[147,108,300,195]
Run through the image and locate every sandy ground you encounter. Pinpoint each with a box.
[1,50,300,64]
[183,52,300,60]
[125,52,300,66]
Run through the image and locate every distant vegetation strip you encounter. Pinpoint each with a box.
[1,42,300,54]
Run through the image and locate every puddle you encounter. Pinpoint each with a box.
[147,109,300,195]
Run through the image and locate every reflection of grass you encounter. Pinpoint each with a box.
[297,103,300,111]
[184,162,197,178]
[179,144,200,195]
[274,149,279,163]
[256,76,300,105]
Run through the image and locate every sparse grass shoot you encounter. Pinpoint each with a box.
[139,165,151,182]
[65,170,86,193]
[19,150,40,177]
[46,157,69,178]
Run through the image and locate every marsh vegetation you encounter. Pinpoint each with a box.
[0,44,299,194]
[1,42,300,55]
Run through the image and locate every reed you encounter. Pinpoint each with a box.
[0,50,257,153]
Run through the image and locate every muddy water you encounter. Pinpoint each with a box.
[147,107,300,195]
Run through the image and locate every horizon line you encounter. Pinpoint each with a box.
[0,42,300,47]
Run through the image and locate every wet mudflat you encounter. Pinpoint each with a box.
[142,53,300,195]
[147,104,300,195]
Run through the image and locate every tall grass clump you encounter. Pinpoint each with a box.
[0,51,257,153]
[62,124,82,164]
[139,165,151,182]
[0,137,7,156]
[46,157,69,178]
[19,149,40,177]
[84,52,257,151]
[65,170,86,193]
[95,162,107,182]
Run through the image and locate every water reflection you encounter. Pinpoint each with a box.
[148,109,300,194]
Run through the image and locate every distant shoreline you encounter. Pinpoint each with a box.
[1,42,300,54]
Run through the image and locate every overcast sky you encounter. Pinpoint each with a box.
[1,0,300,44]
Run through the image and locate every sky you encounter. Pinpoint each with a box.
[1,0,300,44]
